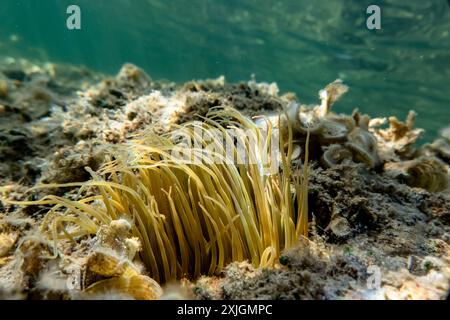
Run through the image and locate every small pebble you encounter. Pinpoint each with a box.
[0,80,8,98]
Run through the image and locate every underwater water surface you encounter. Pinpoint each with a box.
[0,0,449,142]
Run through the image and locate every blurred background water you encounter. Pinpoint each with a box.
[0,0,449,142]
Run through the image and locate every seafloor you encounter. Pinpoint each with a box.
[0,57,449,300]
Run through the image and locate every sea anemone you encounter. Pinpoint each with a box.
[5,107,310,284]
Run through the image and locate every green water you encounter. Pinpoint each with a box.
[0,0,449,142]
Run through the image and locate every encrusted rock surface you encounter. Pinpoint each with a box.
[0,58,448,300]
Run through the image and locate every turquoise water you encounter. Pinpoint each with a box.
[0,0,449,142]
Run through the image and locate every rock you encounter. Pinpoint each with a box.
[327,217,352,238]
[0,80,8,98]
[2,69,28,82]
